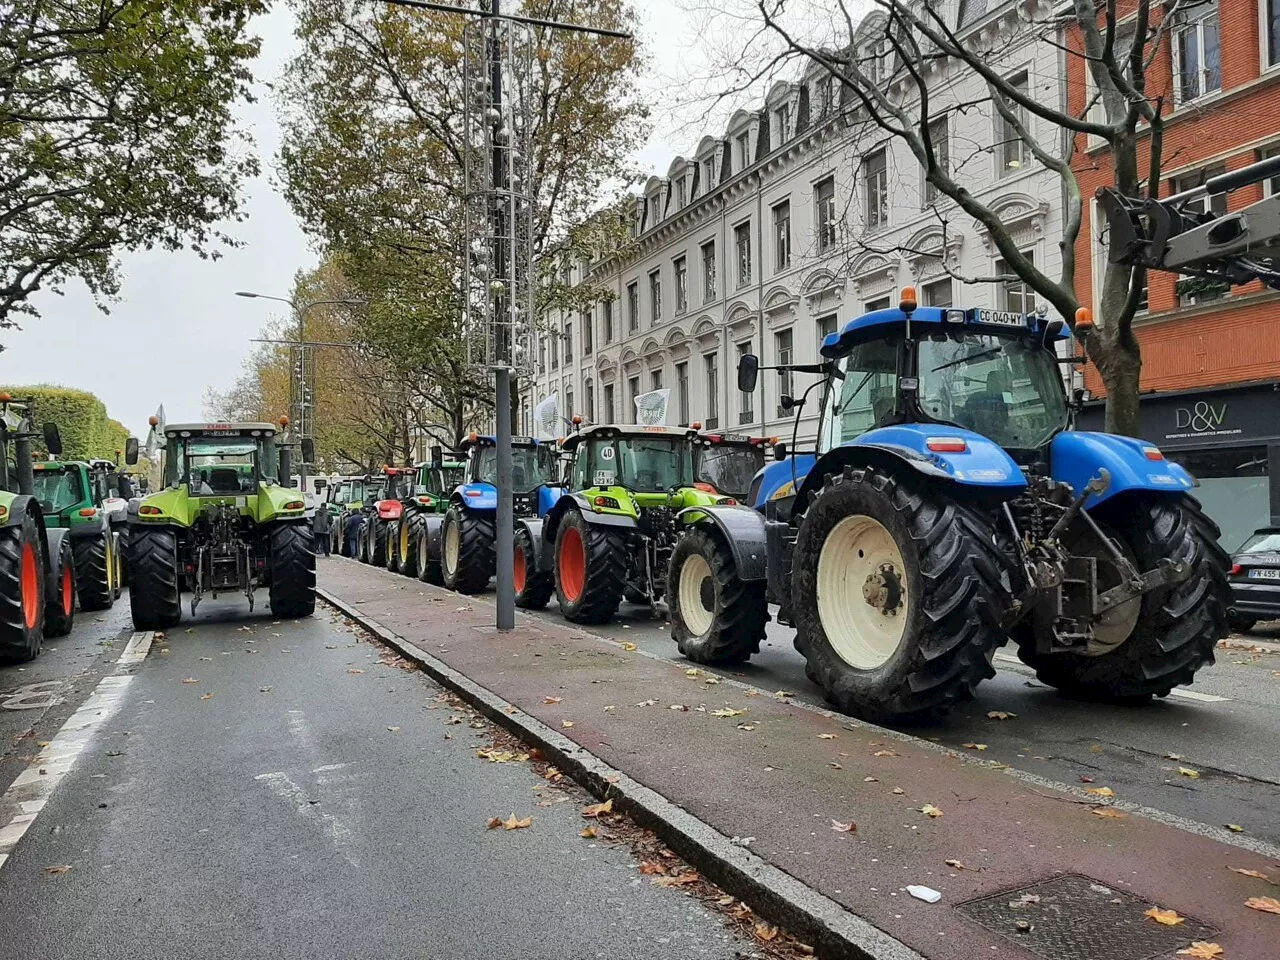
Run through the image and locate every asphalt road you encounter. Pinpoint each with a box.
[0,593,750,960]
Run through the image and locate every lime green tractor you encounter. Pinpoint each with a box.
[0,396,76,661]
[124,422,316,628]
[536,425,737,624]
[326,475,372,557]
[31,458,131,611]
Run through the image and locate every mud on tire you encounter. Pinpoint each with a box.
[269,522,316,618]
[791,465,1011,724]
[441,506,494,595]
[73,532,114,611]
[514,526,553,610]
[1016,494,1229,702]
[0,513,46,663]
[668,528,766,666]
[128,527,183,631]
[554,510,625,625]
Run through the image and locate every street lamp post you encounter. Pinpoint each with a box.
[235,291,364,486]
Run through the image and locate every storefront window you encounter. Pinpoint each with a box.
[1169,446,1269,550]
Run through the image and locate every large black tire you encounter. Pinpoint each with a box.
[441,506,494,594]
[792,465,1010,723]
[128,528,183,631]
[1016,495,1229,702]
[357,519,371,563]
[554,509,625,624]
[269,523,316,618]
[416,526,444,586]
[44,536,76,639]
[383,519,399,571]
[73,532,114,611]
[397,514,423,576]
[514,526,554,610]
[0,513,46,663]
[668,528,767,666]
[370,518,389,567]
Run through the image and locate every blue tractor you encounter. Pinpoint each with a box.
[416,433,563,603]
[665,291,1230,723]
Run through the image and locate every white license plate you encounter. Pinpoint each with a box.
[1248,568,1280,580]
[970,308,1025,327]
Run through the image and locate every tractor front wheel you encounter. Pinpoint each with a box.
[554,510,625,624]
[668,528,766,666]
[791,465,1010,724]
[268,523,316,618]
[73,531,115,611]
[128,528,183,631]
[1016,495,1229,702]
[441,506,494,594]
[45,537,76,639]
[0,513,46,663]
[514,527,553,609]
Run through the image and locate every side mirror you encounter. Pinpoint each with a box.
[773,441,788,462]
[1072,387,1086,408]
[118,475,135,500]
[125,437,139,465]
[737,353,759,393]
[430,445,443,471]
[43,422,62,456]
[779,394,795,411]
[301,437,316,464]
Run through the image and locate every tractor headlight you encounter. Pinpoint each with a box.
[593,496,620,510]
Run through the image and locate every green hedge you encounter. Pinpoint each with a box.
[1,384,135,462]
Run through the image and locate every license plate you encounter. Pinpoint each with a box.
[969,308,1025,327]
[1248,568,1280,580]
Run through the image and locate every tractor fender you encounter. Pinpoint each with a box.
[452,482,497,511]
[516,517,549,573]
[376,499,403,521]
[67,513,107,537]
[421,514,446,564]
[542,494,637,548]
[44,526,72,606]
[676,505,769,582]
[1051,432,1196,509]
[1,494,38,529]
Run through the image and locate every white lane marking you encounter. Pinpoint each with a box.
[992,651,1230,703]
[254,770,359,866]
[0,632,152,870]
[1,680,66,711]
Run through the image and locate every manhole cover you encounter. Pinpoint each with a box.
[955,874,1219,960]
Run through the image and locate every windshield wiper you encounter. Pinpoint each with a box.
[930,346,1003,373]
[834,369,877,415]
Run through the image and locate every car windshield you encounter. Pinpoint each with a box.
[1238,531,1280,554]
[473,445,557,490]
[32,467,84,514]
[177,436,261,495]
[697,444,764,499]
[583,436,693,492]
[917,333,1068,450]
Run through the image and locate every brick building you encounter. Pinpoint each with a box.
[1072,0,1280,547]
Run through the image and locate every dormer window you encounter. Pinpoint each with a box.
[774,102,792,143]
[735,131,751,172]
[702,155,718,190]
[673,177,686,210]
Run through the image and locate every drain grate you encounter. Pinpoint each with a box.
[955,874,1219,960]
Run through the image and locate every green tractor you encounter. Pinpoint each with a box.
[0,395,77,660]
[537,425,737,624]
[326,475,375,558]
[390,451,466,577]
[124,422,316,628]
[31,458,131,611]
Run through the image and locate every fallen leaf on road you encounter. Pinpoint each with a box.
[945,859,965,870]
[542,696,562,704]
[603,705,615,712]
[826,762,842,770]
[774,690,794,699]
[1080,775,1094,783]
[817,733,837,740]
[325,644,338,650]
[181,677,199,684]
[921,804,944,818]
[199,657,212,661]
[1145,907,1185,926]
[1230,867,1271,881]
[259,687,272,693]
[892,787,905,795]
[874,749,897,757]
[685,668,703,677]
[1166,753,1184,761]
[1177,944,1224,959]
[1086,786,1116,798]
[704,677,720,685]
[45,865,71,875]
[155,632,166,640]
[1091,807,1128,820]
[582,799,613,818]
[347,669,364,675]
[1245,896,1280,914]
[502,814,533,830]
[653,872,699,887]
[1179,767,1201,779]
[754,922,778,943]
[1227,824,1245,833]
[200,693,214,701]
[561,720,574,728]
[640,861,667,875]
[486,817,503,829]
[962,743,988,751]
[446,715,465,725]
[1010,893,1041,907]
[731,902,753,920]
[387,726,400,732]
[737,723,756,731]
[987,711,1016,720]
[455,606,471,613]
[636,699,658,707]
[712,708,746,718]
[620,642,637,652]
[716,895,735,906]
[830,819,856,833]
[580,826,598,839]
[505,706,518,715]
[669,704,688,712]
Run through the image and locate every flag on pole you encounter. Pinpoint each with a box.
[533,393,560,440]
[144,404,167,458]
[634,389,670,426]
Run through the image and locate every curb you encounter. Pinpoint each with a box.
[319,586,925,960]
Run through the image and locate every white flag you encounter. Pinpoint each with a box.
[634,389,670,426]
[144,404,167,458]
[533,393,560,440]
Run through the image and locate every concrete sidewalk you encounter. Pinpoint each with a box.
[320,558,1280,960]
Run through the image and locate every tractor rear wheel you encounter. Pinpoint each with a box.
[73,531,115,611]
[0,514,46,663]
[791,465,1010,724]
[128,528,183,630]
[554,510,625,624]
[370,519,389,567]
[1016,495,1229,702]
[269,523,316,618]
[441,506,493,594]
[397,515,421,576]
[384,520,399,571]
[45,537,76,639]
[514,526,553,609]
[668,528,766,666]
[416,526,443,586]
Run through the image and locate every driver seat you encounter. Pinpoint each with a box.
[208,467,241,494]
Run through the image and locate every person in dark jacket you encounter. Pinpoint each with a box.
[313,505,331,557]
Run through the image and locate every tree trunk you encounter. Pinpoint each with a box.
[1093,336,1142,436]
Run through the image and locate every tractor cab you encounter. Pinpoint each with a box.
[561,424,699,498]
[374,466,417,522]
[693,430,770,502]
[457,433,560,519]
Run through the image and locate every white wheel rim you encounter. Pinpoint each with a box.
[678,553,715,637]
[817,515,909,670]
[444,519,459,574]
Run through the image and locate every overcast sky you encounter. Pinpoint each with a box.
[0,0,723,438]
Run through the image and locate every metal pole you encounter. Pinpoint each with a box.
[297,303,308,490]
[491,0,515,631]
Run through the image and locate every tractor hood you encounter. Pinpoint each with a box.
[131,482,307,527]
